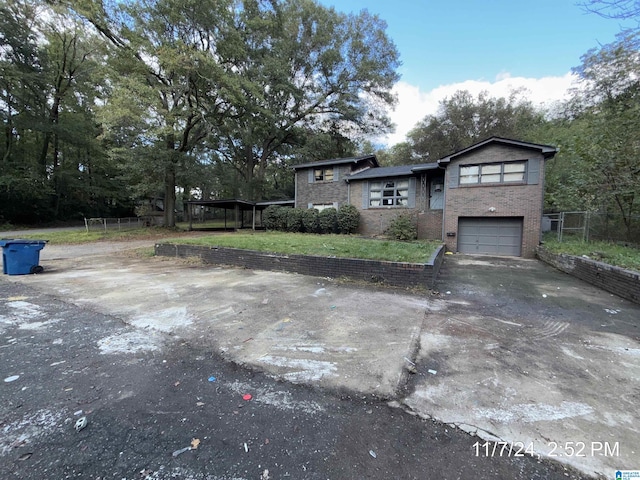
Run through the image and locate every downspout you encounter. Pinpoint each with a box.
[346,177,350,204]
[539,156,548,246]
[438,161,447,242]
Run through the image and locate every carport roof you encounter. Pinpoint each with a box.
[186,198,294,210]
[187,199,255,210]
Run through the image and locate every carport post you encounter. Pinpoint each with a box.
[252,206,256,230]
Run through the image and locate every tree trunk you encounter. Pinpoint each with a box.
[3,111,13,163]
[243,142,257,200]
[164,166,176,228]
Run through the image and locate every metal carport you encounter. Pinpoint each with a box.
[186,199,293,231]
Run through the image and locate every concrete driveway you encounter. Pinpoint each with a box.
[3,240,639,478]
[405,255,639,477]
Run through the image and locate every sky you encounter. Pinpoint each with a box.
[319,0,636,146]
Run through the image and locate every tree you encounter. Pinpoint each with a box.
[1,0,126,223]
[0,0,49,222]
[58,0,400,224]
[580,0,640,19]
[374,141,414,166]
[213,0,400,200]
[87,0,242,227]
[407,90,545,162]
[567,32,640,239]
[536,117,595,212]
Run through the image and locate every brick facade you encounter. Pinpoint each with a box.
[348,177,444,240]
[292,139,554,258]
[156,243,446,289]
[295,164,352,208]
[442,144,546,258]
[418,210,444,240]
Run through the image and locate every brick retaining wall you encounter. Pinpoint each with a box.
[536,247,640,304]
[155,243,445,289]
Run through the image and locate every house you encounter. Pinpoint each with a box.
[293,137,558,258]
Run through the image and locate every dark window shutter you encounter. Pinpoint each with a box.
[407,177,416,208]
[362,182,370,209]
[527,158,540,185]
[448,166,459,189]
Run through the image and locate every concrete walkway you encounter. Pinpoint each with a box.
[3,241,639,477]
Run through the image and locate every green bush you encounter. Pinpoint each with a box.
[337,204,360,234]
[285,208,304,232]
[263,205,282,230]
[318,207,338,234]
[385,213,417,241]
[266,205,357,235]
[263,205,290,231]
[274,207,289,231]
[302,208,320,233]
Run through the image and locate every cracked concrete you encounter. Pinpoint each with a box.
[403,255,640,478]
[2,239,638,478]
[4,241,427,399]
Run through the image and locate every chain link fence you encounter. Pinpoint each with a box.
[84,217,147,232]
[544,211,640,244]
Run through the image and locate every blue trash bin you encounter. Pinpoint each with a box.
[0,239,47,275]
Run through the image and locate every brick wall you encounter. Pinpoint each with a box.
[348,181,443,240]
[155,243,445,289]
[418,210,443,240]
[443,144,545,258]
[537,247,640,304]
[295,165,351,208]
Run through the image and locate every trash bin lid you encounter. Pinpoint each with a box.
[0,239,48,247]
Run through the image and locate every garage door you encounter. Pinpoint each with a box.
[458,217,523,256]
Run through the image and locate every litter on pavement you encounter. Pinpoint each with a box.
[74,416,88,432]
[172,446,191,457]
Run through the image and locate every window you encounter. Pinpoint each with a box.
[311,203,335,211]
[459,162,526,185]
[314,168,334,182]
[369,179,409,207]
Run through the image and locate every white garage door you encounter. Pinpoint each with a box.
[458,217,523,256]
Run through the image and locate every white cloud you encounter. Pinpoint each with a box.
[381,72,579,146]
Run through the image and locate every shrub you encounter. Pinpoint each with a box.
[385,213,417,241]
[318,207,338,234]
[285,208,304,232]
[302,208,320,233]
[274,207,289,231]
[263,205,282,230]
[337,204,360,234]
[263,205,290,231]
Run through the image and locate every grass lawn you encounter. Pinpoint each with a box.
[542,235,640,272]
[169,232,441,263]
[11,228,441,263]
[13,227,185,244]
